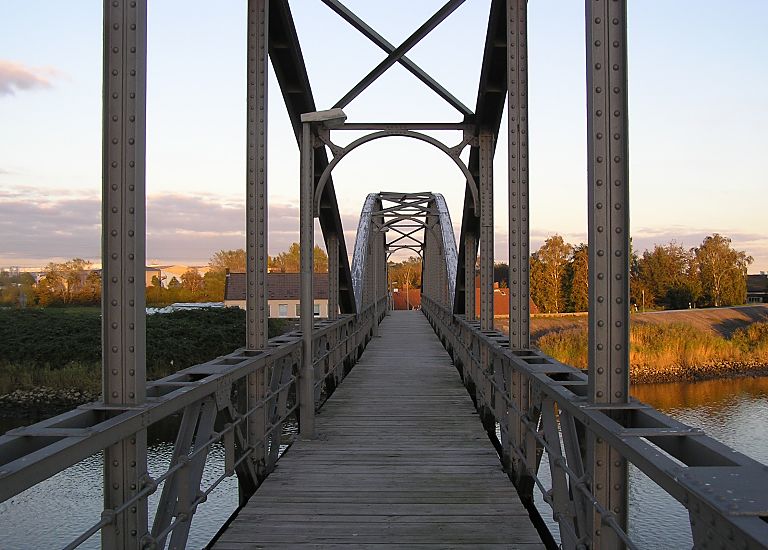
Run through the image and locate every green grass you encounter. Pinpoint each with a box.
[0,308,296,395]
[535,321,768,383]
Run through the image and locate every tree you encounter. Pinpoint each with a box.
[388,256,423,290]
[268,243,328,273]
[693,234,752,307]
[636,243,696,309]
[494,263,509,288]
[564,244,589,312]
[533,235,572,313]
[181,269,204,293]
[208,249,246,273]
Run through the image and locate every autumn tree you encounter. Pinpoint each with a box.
[693,234,752,307]
[388,256,423,289]
[268,243,329,273]
[564,244,589,312]
[636,243,697,309]
[208,249,246,273]
[37,259,99,306]
[532,235,572,313]
[181,269,204,293]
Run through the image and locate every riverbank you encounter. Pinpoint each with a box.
[0,307,297,414]
[496,305,768,384]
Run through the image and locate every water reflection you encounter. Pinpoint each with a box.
[531,377,768,549]
[0,416,239,549]
[2,378,766,549]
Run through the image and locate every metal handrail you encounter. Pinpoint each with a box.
[421,295,768,550]
[0,305,384,549]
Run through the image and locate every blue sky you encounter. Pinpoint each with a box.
[0,0,766,271]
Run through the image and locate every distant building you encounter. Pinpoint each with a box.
[747,273,768,304]
[145,264,210,287]
[224,272,330,318]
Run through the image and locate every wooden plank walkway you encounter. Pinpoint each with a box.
[214,310,544,549]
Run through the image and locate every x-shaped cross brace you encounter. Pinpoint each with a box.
[320,0,473,116]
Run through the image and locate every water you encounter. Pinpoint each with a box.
[0,417,239,549]
[627,377,768,548]
[532,377,768,549]
[2,377,767,549]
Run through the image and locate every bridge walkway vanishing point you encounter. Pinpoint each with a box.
[214,310,545,549]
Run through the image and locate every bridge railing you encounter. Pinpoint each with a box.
[421,295,768,550]
[0,300,385,549]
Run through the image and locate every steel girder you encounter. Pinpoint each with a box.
[269,1,355,314]
[102,2,149,546]
[454,0,507,314]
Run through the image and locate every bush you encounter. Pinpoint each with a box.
[534,320,768,383]
[0,307,297,393]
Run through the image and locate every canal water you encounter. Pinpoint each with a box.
[1,376,767,549]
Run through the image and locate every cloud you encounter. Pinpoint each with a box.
[2,187,766,272]
[0,60,59,96]
[0,187,310,266]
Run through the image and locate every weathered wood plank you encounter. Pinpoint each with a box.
[213,311,542,548]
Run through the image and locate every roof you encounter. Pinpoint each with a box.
[225,272,329,301]
[747,274,768,293]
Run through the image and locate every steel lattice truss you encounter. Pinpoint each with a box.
[0,2,767,549]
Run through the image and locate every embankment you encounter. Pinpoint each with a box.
[495,305,768,383]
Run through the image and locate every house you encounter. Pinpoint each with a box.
[747,273,768,304]
[224,272,330,318]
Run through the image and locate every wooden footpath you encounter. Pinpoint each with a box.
[214,310,544,549]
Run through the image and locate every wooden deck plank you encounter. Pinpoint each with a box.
[213,311,543,548]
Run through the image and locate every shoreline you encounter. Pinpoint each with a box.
[630,361,768,385]
[2,363,768,420]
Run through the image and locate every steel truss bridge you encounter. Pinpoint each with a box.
[1,1,767,548]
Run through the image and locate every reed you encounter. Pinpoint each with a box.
[535,321,768,383]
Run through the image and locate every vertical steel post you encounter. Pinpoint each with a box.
[300,122,315,438]
[246,0,269,488]
[328,234,339,319]
[507,0,530,350]
[506,0,536,501]
[465,234,476,320]
[102,1,148,547]
[479,132,494,331]
[586,0,630,547]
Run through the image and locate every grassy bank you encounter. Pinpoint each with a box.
[0,308,296,396]
[536,321,768,383]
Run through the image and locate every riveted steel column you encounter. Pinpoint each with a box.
[479,132,494,331]
[507,0,529,350]
[102,1,148,547]
[246,0,269,488]
[300,122,315,438]
[465,234,476,320]
[328,234,339,319]
[586,0,630,547]
[505,0,536,501]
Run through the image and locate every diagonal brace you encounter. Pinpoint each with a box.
[321,0,472,116]
[333,0,467,110]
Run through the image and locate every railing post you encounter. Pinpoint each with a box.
[102,1,148,546]
[299,121,316,438]
[586,0,630,547]
[479,131,494,331]
[245,0,269,493]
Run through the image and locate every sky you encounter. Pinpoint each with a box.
[0,0,766,271]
